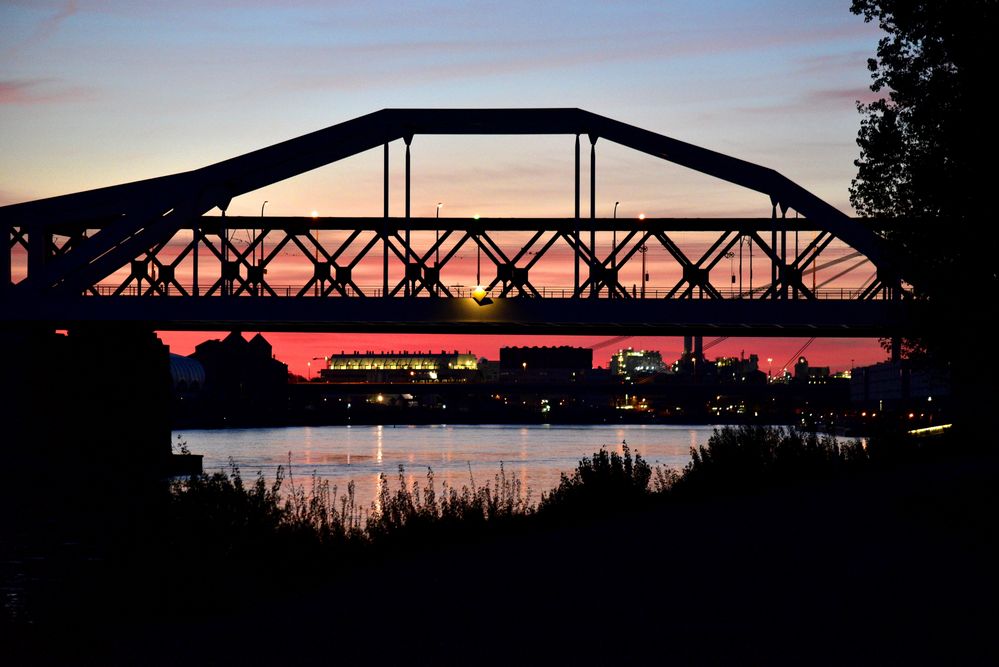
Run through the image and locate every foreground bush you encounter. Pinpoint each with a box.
[538,445,677,514]
[7,426,881,625]
[167,458,533,554]
[676,425,869,496]
[166,428,869,549]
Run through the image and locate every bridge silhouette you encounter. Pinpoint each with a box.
[1,108,915,336]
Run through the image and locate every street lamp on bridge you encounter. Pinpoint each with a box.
[638,213,648,298]
[612,201,619,273]
[436,201,443,264]
[259,200,268,265]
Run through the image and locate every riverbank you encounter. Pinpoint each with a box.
[9,431,997,664]
[135,449,999,664]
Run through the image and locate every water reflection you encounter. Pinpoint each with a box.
[180,424,719,509]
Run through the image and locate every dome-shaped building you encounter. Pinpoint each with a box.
[169,353,205,393]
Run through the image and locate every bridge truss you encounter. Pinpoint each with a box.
[1,108,915,336]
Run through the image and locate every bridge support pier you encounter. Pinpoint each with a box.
[2,324,172,479]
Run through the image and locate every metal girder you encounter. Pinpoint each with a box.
[2,109,899,273]
[1,293,919,337]
[2,108,912,332]
[11,215,905,304]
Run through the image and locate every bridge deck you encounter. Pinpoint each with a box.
[2,295,917,336]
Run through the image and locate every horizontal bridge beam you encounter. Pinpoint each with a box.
[3,295,919,337]
[43,216,907,236]
[197,216,834,233]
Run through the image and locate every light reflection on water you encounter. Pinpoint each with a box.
[177,424,720,509]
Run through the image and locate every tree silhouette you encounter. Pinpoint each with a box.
[850,1,999,433]
[851,1,997,297]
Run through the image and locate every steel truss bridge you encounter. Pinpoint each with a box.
[1,108,915,336]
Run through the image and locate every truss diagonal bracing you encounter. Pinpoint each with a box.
[1,108,915,336]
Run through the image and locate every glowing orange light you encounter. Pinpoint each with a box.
[472,285,487,303]
[638,213,646,220]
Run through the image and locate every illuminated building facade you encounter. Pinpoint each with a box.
[319,350,478,383]
[714,354,763,383]
[610,348,666,376]
[793,356,831,384]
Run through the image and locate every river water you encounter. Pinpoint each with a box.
[175,423,719,510]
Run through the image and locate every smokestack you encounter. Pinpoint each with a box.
[694,335,703,359]
[683,335,692,356]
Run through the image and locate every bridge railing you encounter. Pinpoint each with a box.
[88,284,877,300]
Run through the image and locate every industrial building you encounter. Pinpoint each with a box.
[850,360,950,406]
[793,356,831,384]
[714,354,764,383]
[610,348,666,377]
[499,346,592,381]
[319,350,479,383]
[182,332,289,425]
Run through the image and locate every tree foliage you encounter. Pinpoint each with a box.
[850,1,999,300]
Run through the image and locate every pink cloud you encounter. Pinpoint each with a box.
[735,86,887,116]
[803,87,886,106]
[0,78,96,105]
[1,1,78,59]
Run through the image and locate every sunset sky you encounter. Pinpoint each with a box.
[0,1,890,374]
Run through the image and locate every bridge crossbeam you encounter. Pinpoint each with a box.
[1,107,916,334]
[8,217,903,303]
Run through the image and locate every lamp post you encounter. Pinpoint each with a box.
[726,251,735,292]
[259,200,268,265]
[474,213,482,286]
[434,202,443,295]
[767,357,773,381]
[638,213,648,298]
[612,201,619,273]
[311,209,320,296]
[435,202,443,264]
[640,245,648,298]
[307,361,312,381]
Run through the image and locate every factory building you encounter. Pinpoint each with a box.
[187,332,289,423]
[793,356,831,384]
[850,360,950,405]
[714,354,764,383]
[610,348,666,377]
[499,346,592,381]
[674,335,706,375]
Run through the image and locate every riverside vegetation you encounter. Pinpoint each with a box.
[2,425,963,630]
